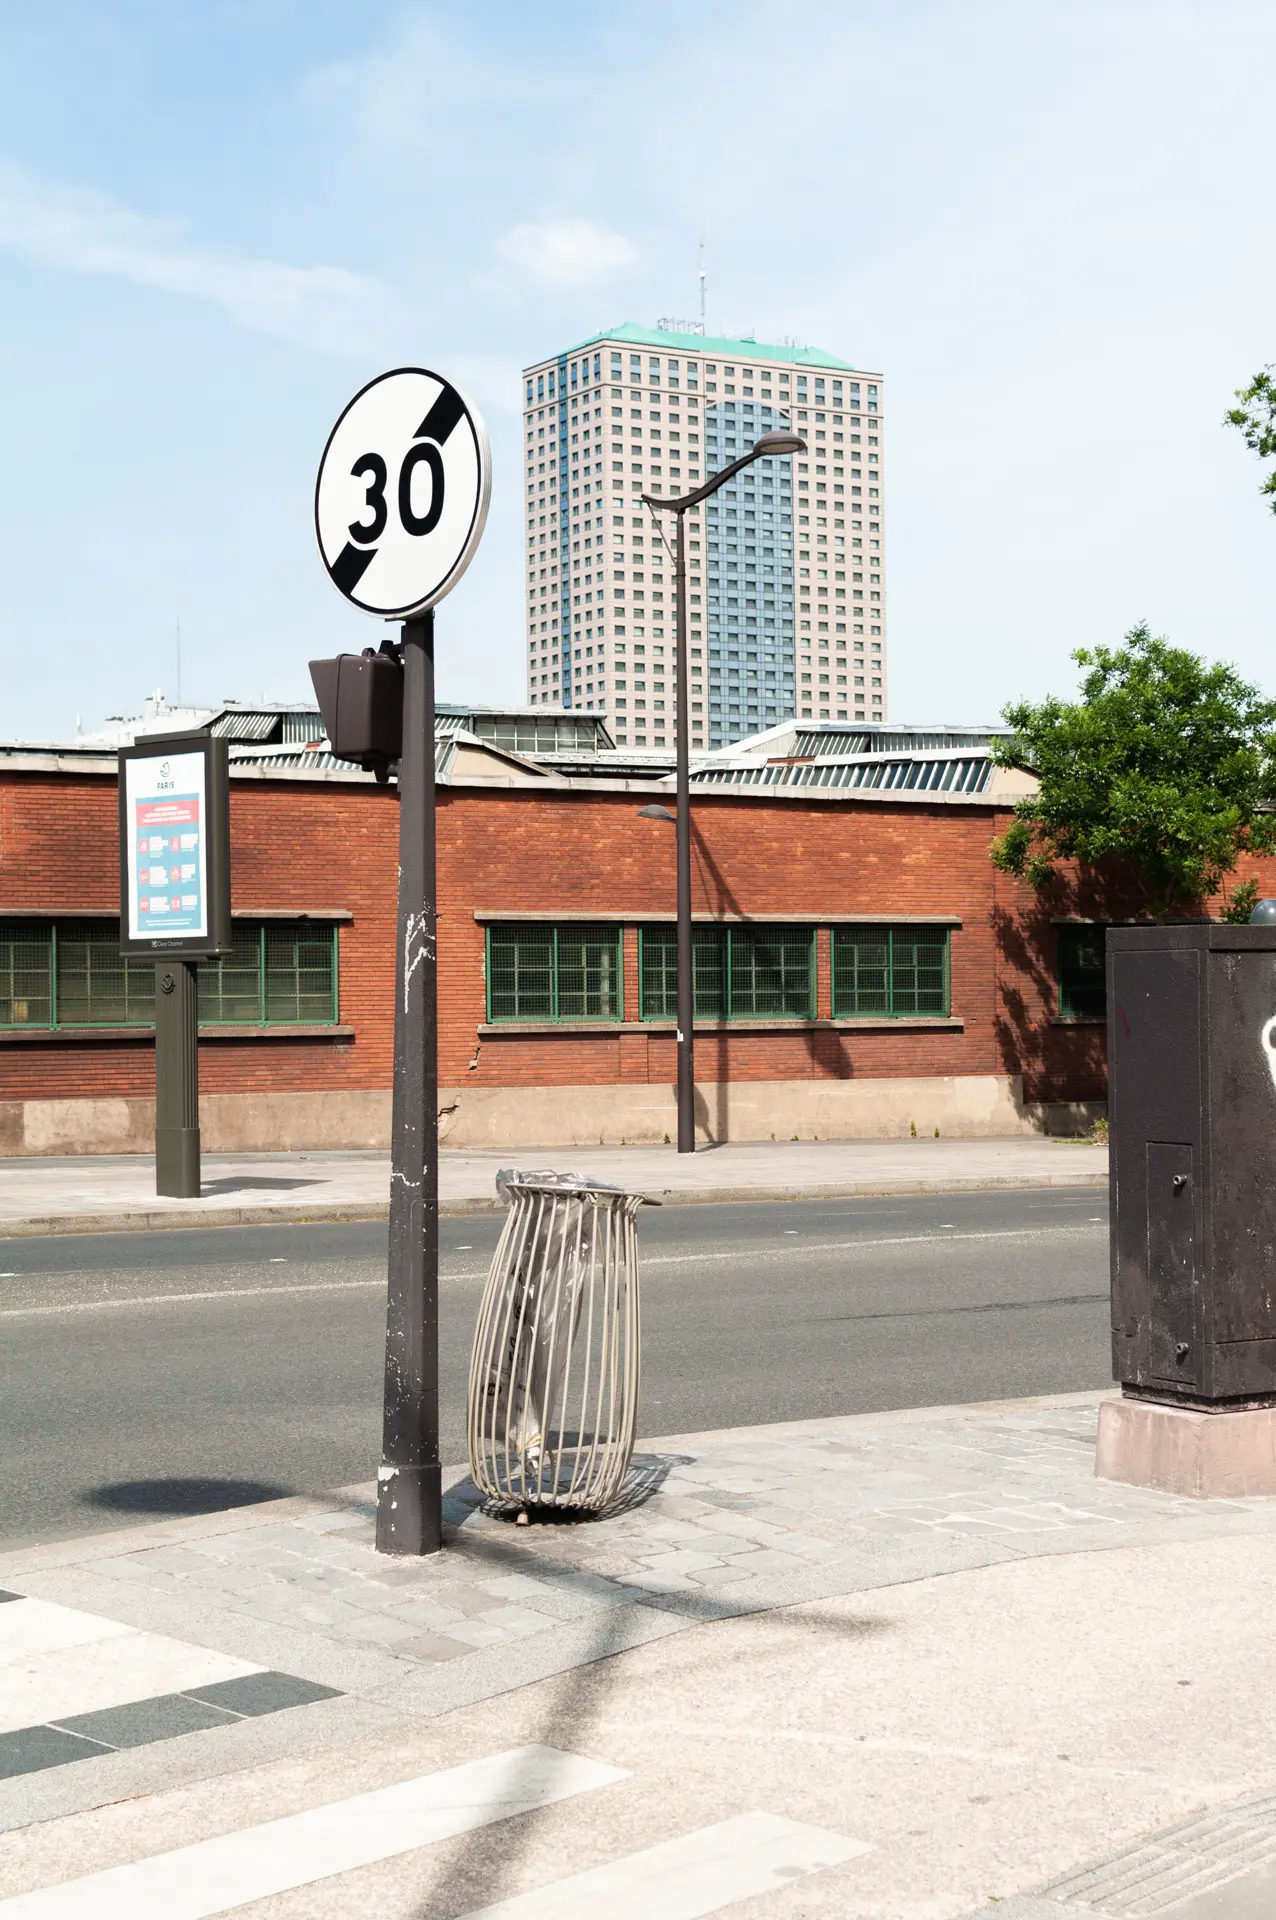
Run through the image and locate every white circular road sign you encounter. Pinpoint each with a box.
[314,367,491,619]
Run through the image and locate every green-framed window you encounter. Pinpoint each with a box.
[831,926,950,1017]
[639,925,816,1020]
[486,924,622,1022]
[1057,923,1106,1018]
[0,920,339,1029]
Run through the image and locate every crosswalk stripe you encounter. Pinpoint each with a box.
[0,1598,137,1662]
[0,1599,260,1736]
[454,1811,874,1918]
[0,1745,627,1919]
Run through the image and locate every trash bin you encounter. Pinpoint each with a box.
[466,1170,655,1515]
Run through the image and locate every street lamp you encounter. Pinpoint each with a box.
[640,426,806,1154]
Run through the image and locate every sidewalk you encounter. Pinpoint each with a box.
[4,1391,1276,1916]
[0,1137,1108,1237]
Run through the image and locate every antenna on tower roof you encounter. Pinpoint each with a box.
[698,239,706,331]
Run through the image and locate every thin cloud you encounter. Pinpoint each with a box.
[445,353,525,414]
[498,218,637,288]
[0,159,395,354]
[305,13,560,154]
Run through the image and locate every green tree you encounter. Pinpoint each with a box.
[1225,367,1276,514]
[990,625,1276,918]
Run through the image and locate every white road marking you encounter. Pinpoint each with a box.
[0,1278,383,1317]
[0,1223,1107,1319]
[0,1745,626,1919]
[0,1598,135,1663]
[455,1811,873,1918]
[0,1598,259,1735]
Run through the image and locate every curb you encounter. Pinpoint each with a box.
[0,1170,1108,1238]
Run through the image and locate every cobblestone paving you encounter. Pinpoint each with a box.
[23,1398,1276,1696]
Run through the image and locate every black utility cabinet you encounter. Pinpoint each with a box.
[1108,924,1276,1406]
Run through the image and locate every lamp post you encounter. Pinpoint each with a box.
[641,427,805,1154]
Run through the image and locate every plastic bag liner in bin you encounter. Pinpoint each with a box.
[466,1170,657,1515]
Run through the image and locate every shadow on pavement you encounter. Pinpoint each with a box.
[199,1177,325,1195]
[84,1476,294,1516]
[396,1467,894,1915]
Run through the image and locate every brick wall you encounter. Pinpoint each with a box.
[6,764,1271,1110]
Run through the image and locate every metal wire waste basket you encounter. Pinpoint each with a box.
[467,1170,655,1515]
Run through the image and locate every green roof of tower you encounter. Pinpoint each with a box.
[542,321,873,375]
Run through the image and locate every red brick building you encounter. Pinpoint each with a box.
[1,705,1231,1155]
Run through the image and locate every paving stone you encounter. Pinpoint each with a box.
[439,1620,510,1648]
[477,1605,554,1629]
[184,1672,341,1716]
[90,1557,176,1585]
[352,1563,440,1589]
[384,1598,467,1630]
[398,1632,474,1663]
[125,1546,224,1577]
[473,1571,553,1599]
[52,1691,238,1748]
[342,1615,427,1647]
[642,1494,722,1521]
[766,1533,842,1561]
[290,1598,375,1631]
[688,1566,759,1589]
[717,1546,805,1573]
[183,1563,270,1595]
[636,1549,732,1576]
[641,1519,726,1544]
[293,1512,371,1534]
[613,1570,702,1594]
[0,1724,111,1778]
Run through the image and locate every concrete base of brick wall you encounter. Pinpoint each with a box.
[437,1075,1089,1147]
[0,1090,393,1157]
[0,1079,1105,1156]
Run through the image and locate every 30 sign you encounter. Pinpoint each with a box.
[314,368,491,619]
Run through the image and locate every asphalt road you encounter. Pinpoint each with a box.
[0,1188,1110,1551]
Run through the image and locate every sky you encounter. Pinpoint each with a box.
[0,0,1272,740]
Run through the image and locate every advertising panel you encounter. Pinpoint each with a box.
[118,731,231,960]
[124,750,208,941]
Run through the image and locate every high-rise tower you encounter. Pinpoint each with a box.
[522,324,885,750]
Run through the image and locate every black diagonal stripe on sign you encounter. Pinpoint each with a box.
[330,542,376,596]
[413,384,465,445]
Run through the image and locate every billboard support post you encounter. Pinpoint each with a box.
[155,960,201,1198]
[117,728,231,1203]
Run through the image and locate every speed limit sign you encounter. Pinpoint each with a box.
[314,367,491,619]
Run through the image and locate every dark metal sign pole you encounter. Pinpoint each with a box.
[154,960,200,1197]
[376,607,441,1555]
[313,366,491,1558]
